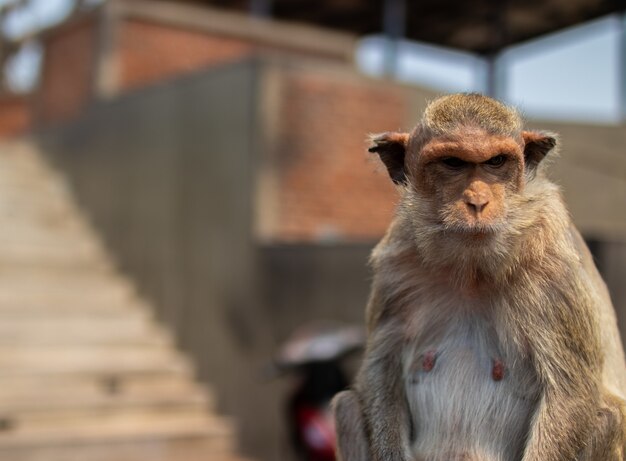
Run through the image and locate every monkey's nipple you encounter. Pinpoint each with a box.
[422,350,437,372]
[492,359,505,381]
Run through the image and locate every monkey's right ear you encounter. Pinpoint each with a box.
[368,132,410,185]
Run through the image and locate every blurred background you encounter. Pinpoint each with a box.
[0,0,624,460]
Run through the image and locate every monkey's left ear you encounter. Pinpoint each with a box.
[522,130,557,170]
[368,132,410,185]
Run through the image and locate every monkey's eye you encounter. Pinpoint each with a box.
[441,157,467,169]
[485,155,507,167]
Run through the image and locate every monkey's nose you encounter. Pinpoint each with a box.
[465,198,489,214]
[463,187,491,215]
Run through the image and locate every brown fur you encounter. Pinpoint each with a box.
[334,93,626,461]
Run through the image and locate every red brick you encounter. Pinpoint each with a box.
[271,70,409,242]
[118,20,253,91]
[0,95,31,137]
[38,18,96,123]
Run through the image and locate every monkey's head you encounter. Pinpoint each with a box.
[370,94,557,239]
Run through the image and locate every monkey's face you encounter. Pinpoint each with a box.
[369,120,556,250]
[411,127,525,236]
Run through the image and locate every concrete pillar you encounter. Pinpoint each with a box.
[618,11,626,124]
[250,0,272,18]
[485,52,508,100]
[382,0,406,77]
[485,55,498,97]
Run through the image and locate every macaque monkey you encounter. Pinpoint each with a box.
[333,93,626,461]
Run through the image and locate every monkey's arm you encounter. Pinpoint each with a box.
[521,276,612,461]
[570,225,626,397]
[334,319,411,461]
[570,225,626,459]
[523,384,625,461]
[354,318,412,461]
[522,389,598,461]
[337,229,416,461]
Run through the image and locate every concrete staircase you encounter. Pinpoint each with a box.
[0,140,247,461]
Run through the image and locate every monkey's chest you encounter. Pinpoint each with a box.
[403,320,538,461]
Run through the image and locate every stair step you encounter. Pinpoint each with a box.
[0,142,247,460]
[0,403,213,434]
[0,254,112,272]
[0,345,187,371]
[0,176,72,194]
[0,197,79,214]
[0,300,145,314]
[0,243,106,267]
[0,239,100,257]
[0,231,103,249]
[0,390,210,415]
[0,322,169,346]
[0,418,235,461]
[0,414,232,444]
[0,267,116,284]
[0,285,136,308]
[0,272,134,296]
[0,359,192,381]
[0,372,205,401]
[0,214,92,235]
[0,207,87,228]
[0,299,150,314]
[0,370,197,387]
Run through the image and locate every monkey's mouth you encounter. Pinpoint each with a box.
[441,222,502,238]
[465,229,494,239]
[438,206,505,238]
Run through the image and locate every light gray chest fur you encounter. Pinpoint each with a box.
[403,311,538,461]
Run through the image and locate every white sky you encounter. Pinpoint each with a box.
[505,15,622,123]
[2,0,624,124]
[357,14,625,124]
[1,0,74,37]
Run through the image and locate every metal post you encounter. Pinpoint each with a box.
[382,0,406,78]
[485,52,508,100]
[250,0,272,18]
[617,10,626,123]
[485,55,497,97]
[485,0,508,100]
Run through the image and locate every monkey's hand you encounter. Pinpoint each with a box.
[577,392,626,461]
[522,387,597,461]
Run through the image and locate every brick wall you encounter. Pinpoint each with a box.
[35,3,355,124]
[117,19,253,91]
[0,95,31,137]
[38,18,97,124]
[34,5,411,243]
[269,69,411,242]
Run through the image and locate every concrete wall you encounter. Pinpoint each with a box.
[259,244,372,340]
[595,241,626,340]
[528,120,626,332]
[530,120,626,240]
[37,60,282,460]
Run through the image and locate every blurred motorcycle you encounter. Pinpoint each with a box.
[272,323,364,461]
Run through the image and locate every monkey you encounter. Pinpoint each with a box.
[333,93,626,461]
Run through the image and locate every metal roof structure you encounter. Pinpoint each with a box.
[174,0,626,54]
